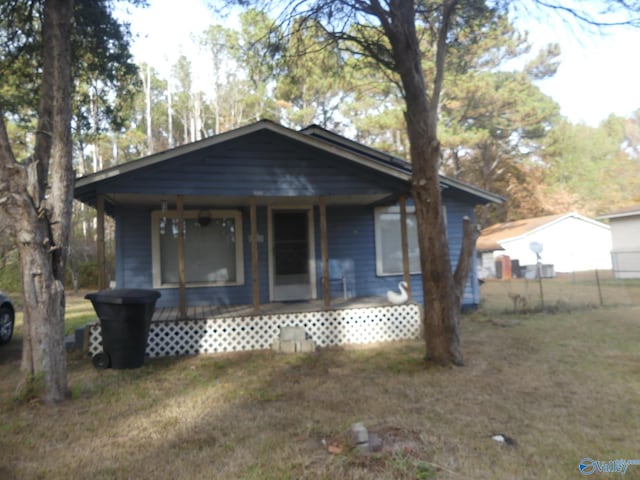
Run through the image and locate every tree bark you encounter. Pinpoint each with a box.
[143,63,153,154]
[380,0,465,365]
[453,217,480,307]
[0,0,73,402]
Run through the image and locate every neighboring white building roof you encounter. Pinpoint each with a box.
[599,204,640,220]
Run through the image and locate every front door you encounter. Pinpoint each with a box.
[270,208,316,301]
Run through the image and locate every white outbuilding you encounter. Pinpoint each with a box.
[477,212,612,279]
[599,205,640,279]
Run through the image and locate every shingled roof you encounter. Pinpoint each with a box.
[599,204,640,220]
[477,213,568,252]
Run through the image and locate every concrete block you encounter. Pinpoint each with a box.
[280,326,306,342]
[279,340,297,354]
[297,340,316,353]
[81,324,94,352]
[368,432,383,452]
[351,423,369,451]
[75,327,86,350]
[271,340,281,351]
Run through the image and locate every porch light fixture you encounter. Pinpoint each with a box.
[197,210,211,227]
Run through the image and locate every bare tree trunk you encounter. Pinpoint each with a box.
[182,113,189,144]
[0,0,73,402]
[112,135,118,165]
[380,0,467,365]
[453,217,480,307]
[167,80,174,147]
[143,63,153,154]
[411,143,463,365]
[89,88,102,172]
[193,92,203,140]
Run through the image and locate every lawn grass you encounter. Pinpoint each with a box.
[62,290,98,334]
[1,288,639,478]
[6,289,98,338]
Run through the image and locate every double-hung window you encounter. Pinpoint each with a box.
[374,205,447,276]
[374,206,420,276]
[151,210,244,287]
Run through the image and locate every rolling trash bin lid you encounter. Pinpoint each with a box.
[85,289,161,305]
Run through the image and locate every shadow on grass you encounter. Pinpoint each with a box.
[4,304,640,479]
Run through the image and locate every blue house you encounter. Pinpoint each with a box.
[75,121,501,356]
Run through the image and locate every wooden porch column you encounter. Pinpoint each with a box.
[96,193,107,290]
[177,195,187,318]
[399,195,412,301]
[319,197,330,308]
[250,197,260,313]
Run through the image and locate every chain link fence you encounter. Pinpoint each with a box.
[479,270,640,313]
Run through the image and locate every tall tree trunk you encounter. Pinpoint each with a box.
[411,141,463,365]
[381,0,466,365]
[0,0,73,402]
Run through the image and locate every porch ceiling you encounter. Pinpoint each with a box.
[100,192,396,209]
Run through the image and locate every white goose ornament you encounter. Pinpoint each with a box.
[386,281,408,305]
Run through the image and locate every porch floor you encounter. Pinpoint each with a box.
[152,296,390,322]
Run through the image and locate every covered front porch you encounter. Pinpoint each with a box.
[90,190,417,315]
[87,298,422,358]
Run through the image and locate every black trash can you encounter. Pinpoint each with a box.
[85,289,161,369]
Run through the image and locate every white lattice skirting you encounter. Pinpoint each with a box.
[88,303,422,358]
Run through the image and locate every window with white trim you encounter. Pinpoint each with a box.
[151,210,244,287]
[374,205,447,276]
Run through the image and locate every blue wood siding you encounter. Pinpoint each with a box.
[314,205,422,304]
[115,207,153,288]
[442,192,480,307]
[98,132,406,198]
